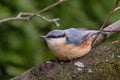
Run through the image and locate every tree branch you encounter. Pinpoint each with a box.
[11,38,120,80]
[93,20,120,46]
[0,0,67,27]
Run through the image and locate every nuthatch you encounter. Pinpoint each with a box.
[40,28,100,60]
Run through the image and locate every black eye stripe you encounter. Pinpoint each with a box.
[47,33,65,38]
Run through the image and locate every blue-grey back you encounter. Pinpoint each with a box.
[64,28,91,45]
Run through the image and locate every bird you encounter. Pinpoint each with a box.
[40,28,100,61]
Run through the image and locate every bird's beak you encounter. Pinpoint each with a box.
[40,36,47,39]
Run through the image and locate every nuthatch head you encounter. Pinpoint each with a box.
[40,28,100,60]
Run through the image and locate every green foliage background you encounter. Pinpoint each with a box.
[0,0,120,79]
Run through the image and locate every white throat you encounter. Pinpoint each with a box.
[46,37,66,46]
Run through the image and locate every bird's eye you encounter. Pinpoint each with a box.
[47,35,55,38]
[57,33,65,38]
[47,33,65,38]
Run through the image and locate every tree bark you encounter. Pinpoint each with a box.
[11,40,120,80]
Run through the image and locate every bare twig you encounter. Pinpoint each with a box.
[0,0,67,26]
[37,15,60,27]
[100,0,120,30]
[0,12,33,23]
[114,7,120,11]
[31,0,67,18]
[92,0,120,45]
[93,20,120,46]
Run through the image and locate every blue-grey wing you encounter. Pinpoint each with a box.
[64,28,89,45]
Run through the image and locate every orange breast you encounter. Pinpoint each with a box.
[51,40,91,60]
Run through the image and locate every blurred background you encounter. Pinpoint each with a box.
[0,0,120,79]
